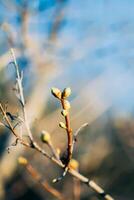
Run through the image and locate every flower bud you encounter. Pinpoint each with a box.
[59,122,67,129]
[41,130,51,143]
[64,100,71,110]
[56,148,61,156]
[62,87,71,98]
[18,156,28,165]
[61,109,68,117]
[51,87,61,99]
[69,159,79,170]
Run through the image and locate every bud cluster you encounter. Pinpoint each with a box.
[51,87,72,130]
[51,87,71,100]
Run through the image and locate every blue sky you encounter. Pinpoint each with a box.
[0,0,134,115]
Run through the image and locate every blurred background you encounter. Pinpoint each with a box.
[0,0,134,199]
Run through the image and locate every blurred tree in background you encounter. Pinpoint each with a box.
[0,0,134,199]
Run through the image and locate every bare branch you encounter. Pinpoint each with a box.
[10,48,34,142]
[51,87,73,182]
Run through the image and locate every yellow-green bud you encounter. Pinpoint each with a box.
[51,87,61,99]
[62,87,71,98]
[61,109,68,117]
[18,156,28,165]
[64,100,71,110]
[59,122,67,129]
[41,131,51,143]
[69,159,79,170]
[56,148,61,156]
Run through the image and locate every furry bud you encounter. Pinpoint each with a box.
[18,156,28,165]
[56,148,61,156]
[51,87,61,99]
[41,131,51,143]
[64,100,71,110]
[59,122,67,129]
[61,109,68,117]
[69,159,79,170]
[62,87,71,98]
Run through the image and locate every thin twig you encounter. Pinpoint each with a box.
[53,97,73,182]
[0,103,30,147]
[25,163,67,200]
[72,123,88,149]
[73,177,81,200]
[61,98,73,171]
[47,141,61,161]
[7,138,19,153]
[73,164,81,200]
[10,48,34,142]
